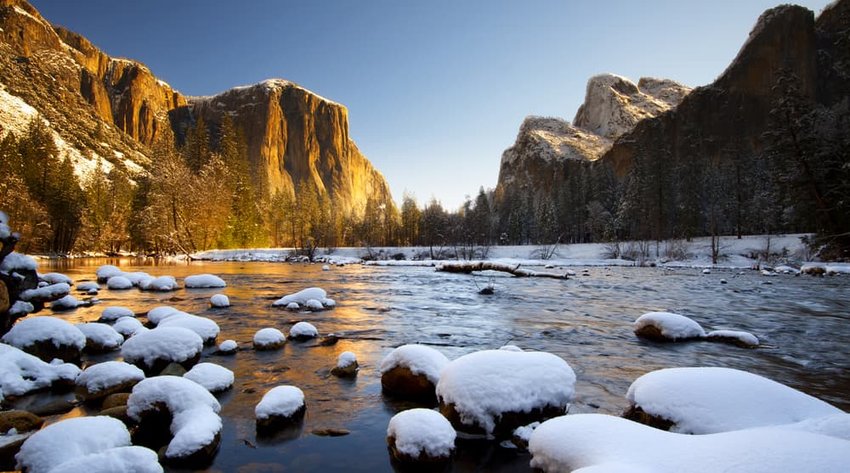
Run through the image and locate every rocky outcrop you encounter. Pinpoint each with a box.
[188,80,393,215]
[494,75,687,206]
[574,74,690,140]
[495,1,850,249]
[603,4,820,178]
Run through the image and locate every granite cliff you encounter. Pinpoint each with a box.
[495,1,850,250]
[0,0,392,218]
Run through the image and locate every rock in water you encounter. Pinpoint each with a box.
[380,345,449,402]
[387,408,456,465]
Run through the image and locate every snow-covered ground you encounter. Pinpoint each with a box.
[190,234,826,269]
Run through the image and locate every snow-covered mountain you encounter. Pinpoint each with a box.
[495,74,690,200]
[0,0,393,216]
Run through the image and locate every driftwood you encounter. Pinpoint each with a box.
[436,262,569,279]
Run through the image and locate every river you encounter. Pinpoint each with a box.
[25,259,850,472]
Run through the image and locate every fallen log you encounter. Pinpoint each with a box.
[436,262,569,279]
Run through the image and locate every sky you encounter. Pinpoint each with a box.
[32,0,833,211]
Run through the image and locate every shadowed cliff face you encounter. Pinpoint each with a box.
[603,4,819,178]
[0,0,393,217]
[189,80,393,215]
[494,74,689,204]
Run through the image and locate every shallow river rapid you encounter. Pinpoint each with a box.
[29,259,850,472]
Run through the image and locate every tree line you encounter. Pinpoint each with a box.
[0,117,498,256]
[2,70,846,258]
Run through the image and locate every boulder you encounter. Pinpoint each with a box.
[128,376,222,468]
[253,328,286,350]
[0,431,34,471]
[0,280,9,314]
[436,350,576,438]
[255,386,306,434]
[121,327,204,375]
[1,316,86,363]
[380,345,449,402]
[103,392,131,410]
[0,410,43,434]
[76,322,124,353]
[387,408,455,466]
[633,312,707,342]
[75,361,145,404]
[331,351,358,378]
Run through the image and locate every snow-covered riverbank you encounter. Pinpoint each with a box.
[191,233,848,271]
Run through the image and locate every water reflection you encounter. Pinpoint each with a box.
[38,259,850,472]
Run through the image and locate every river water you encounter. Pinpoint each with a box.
[30,259,850,472]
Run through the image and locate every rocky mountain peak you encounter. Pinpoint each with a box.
[573,73,691,140]
[1,0,393,220]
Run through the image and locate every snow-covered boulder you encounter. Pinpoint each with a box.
[75,323,124,353]
[255,386,306,432]
[112,317,147,338]
[75,281,100,294]
[8,301,34,318]
[528,414,850,473]
[121,327,204,375]
[40,273,72,286]
[209,294,229,308]
[285,302,299,311]
[184,274,226,288]
[387,408,456,465]
[272,287,335,310]
[106,276,133,290]
[139,275,178,292]
[1,316,86,363]
[331,351,358,377]
[96,265,123,283]
[156,313,220,345]
[253,328,286,350]
[288,321,318,341]
[15,416,136,473]
[706,329,759,348]
[0,344,80,402]
[801,263,826,276]
[42,446,163,473]
[633,311,706,342]
[436,350,576,437]
[380,344,449,401]
[216,339,238,355]
[183,363,234,393]
[75,361,145,403]
[146,306,180,325]
[128,376,222,466]
[19,283,70,304]
[624,367,843,434]
[98,306,136,323]
[50,294,87,311]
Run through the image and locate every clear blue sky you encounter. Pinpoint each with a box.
[32,0,832,210]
